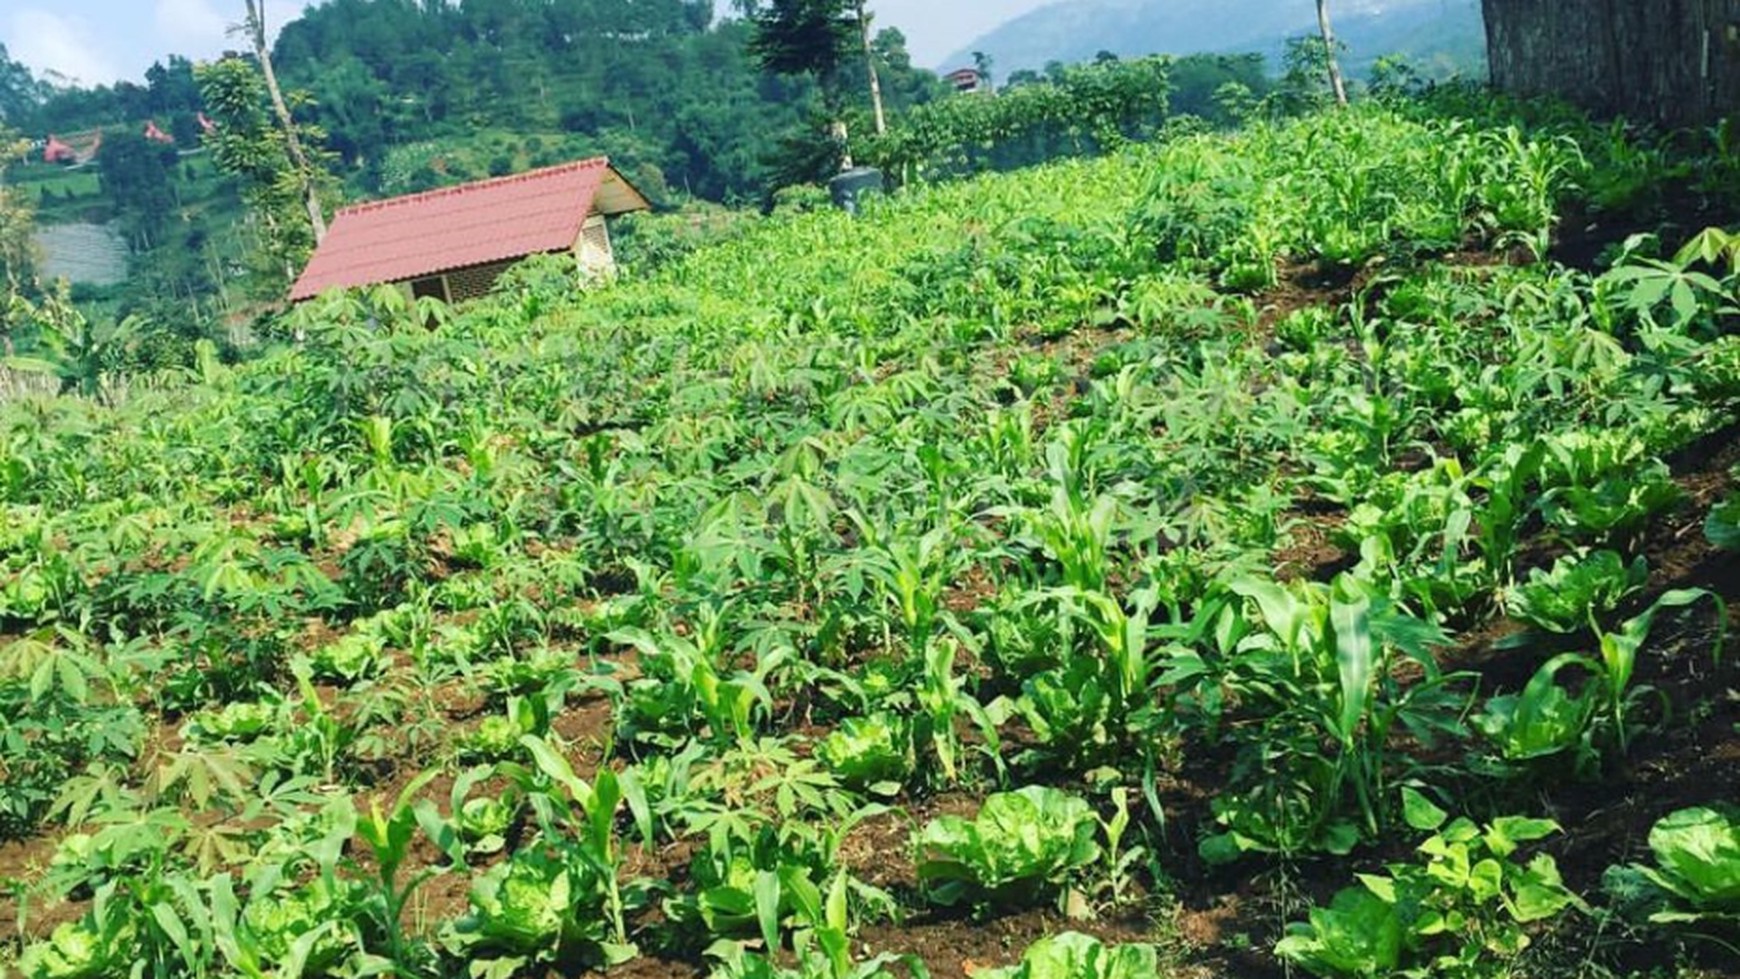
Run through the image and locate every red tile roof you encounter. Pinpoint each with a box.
[290,157,642,302]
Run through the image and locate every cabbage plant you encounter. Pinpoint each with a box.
[978,932,1158,979]
[915,786,1100,907]
[1605,806,1740,925]
[1709,493,1740,550]
[308,632,386,684]
[816,713,911,792]
[16,885,134,979]
[1506,550,1647,635]
[440,849,610,977]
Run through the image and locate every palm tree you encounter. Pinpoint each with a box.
[973,50,996,92]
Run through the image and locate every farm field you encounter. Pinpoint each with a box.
[3,97,1740,979]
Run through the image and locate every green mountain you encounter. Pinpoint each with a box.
[944,0,1487,79]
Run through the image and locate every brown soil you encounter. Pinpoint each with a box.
[1272,507,1354,582]
[857,908,1156,979]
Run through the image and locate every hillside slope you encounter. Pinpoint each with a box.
[943,0,1485,78]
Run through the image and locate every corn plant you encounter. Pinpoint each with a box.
[509,734,652,963]
[1200,577,1465,861]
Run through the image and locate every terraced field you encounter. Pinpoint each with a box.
[2,100,1739,979]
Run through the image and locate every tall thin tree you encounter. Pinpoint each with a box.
[239,0,327,242]
[1315,0,1349,106]
[853,1,887,135]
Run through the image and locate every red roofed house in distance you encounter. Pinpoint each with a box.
[43,131,105,166]
[944,67,988,95]
[288,156,651,304]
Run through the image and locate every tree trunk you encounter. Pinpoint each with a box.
[245,0,327,243]
[1316,0,1349,106]
[1480,0,1733,129]
[831,120,854,171]
[857,1,887,136]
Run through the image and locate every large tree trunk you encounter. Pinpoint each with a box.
[857,1,887,136]
[244,0,327,243]
[1481,0,1738,127]
[1316,0,1349,106]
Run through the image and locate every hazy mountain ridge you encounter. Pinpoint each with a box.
[943,0,1486,79]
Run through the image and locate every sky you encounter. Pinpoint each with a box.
[0,0,1056,88]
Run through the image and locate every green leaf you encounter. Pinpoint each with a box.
[1276,886,1401,978]
[1331,599,1374,747]
[1645,807,1740,908]
[519,734,591,808]
[915,786,1099,902]
[753,870,782,955]
[1708,494,1740,550]
[1401,788,1448,833]
[1484,816,1559,858]
[1510,854,1578,923]
[618,768,654,847]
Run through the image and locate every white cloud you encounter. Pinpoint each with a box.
[7,9,122,86]
[152,0,231,48]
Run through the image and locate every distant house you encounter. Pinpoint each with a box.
[944,67,989,95]
[288,157,651,304]
[43,130,104,166]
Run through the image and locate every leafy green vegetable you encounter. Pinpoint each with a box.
[1507,550,1647,634]
[1604,806,1740,924]
[1707,493,1740,550]
[1275,886,1402,979]
[458,797,515,854]
[977,932,1158,979]
[308,633,385,684]
[1539,460,1683,540]
[441,849,607,974]
[183,701,277,743]
[1016,659,1116,767]
[241,878,366,974]
[458,696,546,762]
[463,716,524,762]
[17,921,130,979]
[815,713,911,792]
[1279,808,1579,977]
[1471,654,1599,765]
[16,888,134,979]
[916,786,1100,906]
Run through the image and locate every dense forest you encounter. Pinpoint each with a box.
[0,1,946,206]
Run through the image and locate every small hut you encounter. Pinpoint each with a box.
[289,157,650,304]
